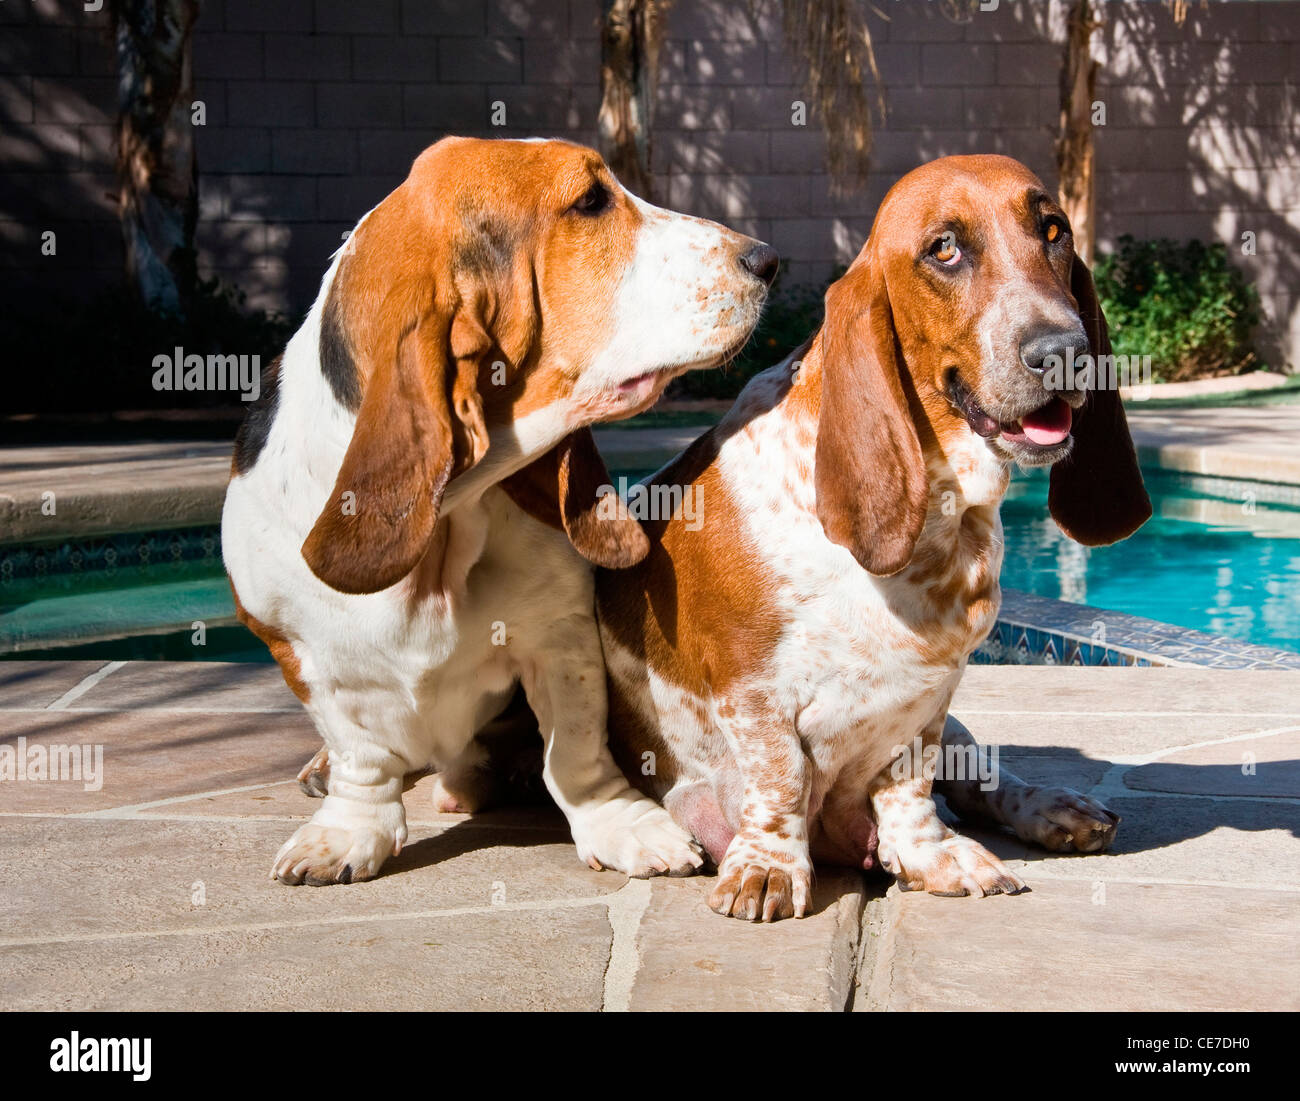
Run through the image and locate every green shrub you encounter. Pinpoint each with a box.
[4,277,297,415]
[1093,235,1262,383]
[670,271,834,400]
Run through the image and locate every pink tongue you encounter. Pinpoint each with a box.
[1015,398,1072,445]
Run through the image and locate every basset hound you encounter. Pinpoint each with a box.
[595,154,1152,920]
[221,136,777,885]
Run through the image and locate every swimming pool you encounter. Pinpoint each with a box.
[1001,468,1300,652]
[2,466,1298,659]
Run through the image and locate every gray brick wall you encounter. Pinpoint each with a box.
[0,0,1296,367]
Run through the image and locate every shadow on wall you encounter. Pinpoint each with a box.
[1,0,1295,369]
[0,2,279,313]
[661,1,1296,370]
[984,1,1298,370]
[0,6,297,415]
[1095,2,1298,370]
[0,5,124,303]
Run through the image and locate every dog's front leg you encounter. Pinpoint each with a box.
[271,729,409,886]
[520,616,703,879]
[708,698,813,921]
[870,718,1024,898]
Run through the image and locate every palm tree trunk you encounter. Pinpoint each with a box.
[111,0,199,314]
[1056,0,1098,264]
[597,0,663,201]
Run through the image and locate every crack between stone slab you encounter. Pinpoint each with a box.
[1119,723,1299,764]
[0,893,619,949]
[851,888,902,1013]
[61,779,292,817]
[0,809,576,834]
[0,809,575,834]
[1,707,303,714]
[601,877,650,1013]
[44,661,125,710]
[1086,723,1300,805]
[1084,786,1299,804]
[837,881,871,1012]
[1018,870,1300,893]
[954,710,1300,719]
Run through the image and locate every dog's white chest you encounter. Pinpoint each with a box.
[716,401,1005,755]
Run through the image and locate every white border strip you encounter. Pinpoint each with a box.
[45,661,125,710]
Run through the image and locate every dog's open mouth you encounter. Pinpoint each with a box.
[948,372,1073,452]
[618,369,668,395]
[617,325,756,400]
[605,367,680,421]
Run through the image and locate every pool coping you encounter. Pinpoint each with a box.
[6,408,1300,545]
[1135,441,1300,492]
[0,440,231,544]
[978,589,1300,671]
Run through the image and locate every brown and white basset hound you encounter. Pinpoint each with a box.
[595,154,1152,920]
[222,136,777,885]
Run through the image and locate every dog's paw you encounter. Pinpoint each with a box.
[571,798,704,879]
[1009,786,1120,853]
[296,747,330,798]
[882,833,1025,898]
[708,836,812,922]
[270,820,400,886]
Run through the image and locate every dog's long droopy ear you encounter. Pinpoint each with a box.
[1048,255,1152,545]
[501,428,650,569]
[302,305,488,594]
[814,257,928,575]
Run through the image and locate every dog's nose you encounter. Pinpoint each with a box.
[1019,325,1089,376]
[739,242,779,287]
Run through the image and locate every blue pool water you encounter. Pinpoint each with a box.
[2,467,1298,659]
[1001,468,1300,651]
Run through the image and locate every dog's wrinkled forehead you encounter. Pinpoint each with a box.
[412,136,605,203]
[874,154,1050,254]
[400,137,637,320]
[408,137,615,257]
[453,196,520,277]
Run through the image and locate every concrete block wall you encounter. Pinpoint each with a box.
[653,0,1300,367]
[1,0,1296,367]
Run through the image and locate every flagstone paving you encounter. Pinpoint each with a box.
[0,662,1296,1011]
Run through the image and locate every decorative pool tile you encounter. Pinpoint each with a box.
[1163,470,1300,509]
[1,526,223,582]
[973,589,1300,671]
[4,524,1299,670]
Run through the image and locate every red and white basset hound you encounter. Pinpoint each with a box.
[222,136,777,885]
[596,155,1152,920]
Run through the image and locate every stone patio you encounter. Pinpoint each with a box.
[1,662,1295,1011]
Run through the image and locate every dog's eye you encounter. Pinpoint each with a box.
[571,183,611,216]
[930,234,961,266]
[1043,217,1068,244]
